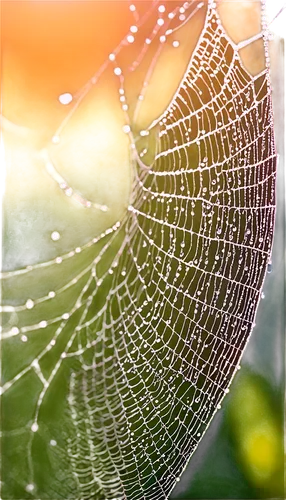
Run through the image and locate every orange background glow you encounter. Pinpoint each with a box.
[1,0,280,203]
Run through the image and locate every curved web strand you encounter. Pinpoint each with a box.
[0,1,206,392]
[64,7,276,499]
[34,0,200,212]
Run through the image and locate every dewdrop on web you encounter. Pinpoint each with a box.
[0,1,284,499]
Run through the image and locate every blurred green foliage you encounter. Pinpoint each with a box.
[1,17,285,500]
[171,369,284,500]
[3,178,284,500]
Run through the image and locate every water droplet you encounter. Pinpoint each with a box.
[157,18,164,26]
[114,67,122,76]
[58,93,73,105]
[109,53,116,61]
[25,299,34,309]
[26,484,35,493]
[123,125,131,134]
[173,40,180,48]
[50,439,57,446]
[267,263,272,273]
[52,231,60,241]
[21,335,28,342]
[52,135,60,144]
[39,321,47,329]
[31,423,39,432]
[130,25,138,33]
[127,35,135,43]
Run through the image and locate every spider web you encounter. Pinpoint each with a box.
[0,1,277,499]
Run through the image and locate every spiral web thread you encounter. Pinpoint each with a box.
[67,3,277,499]
[0,1,277,499]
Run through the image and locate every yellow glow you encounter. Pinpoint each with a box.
[228,374,282,490]
[243,424,280,483]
